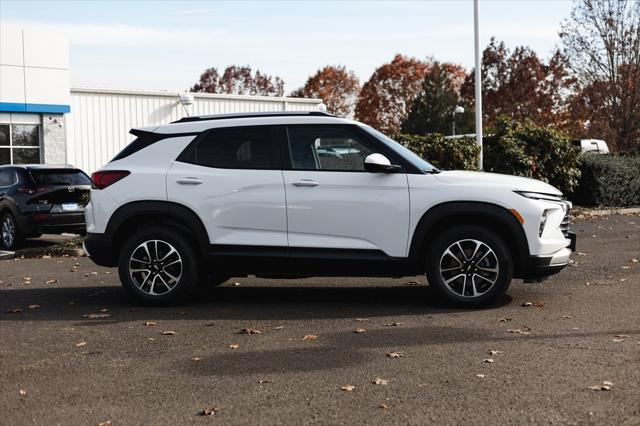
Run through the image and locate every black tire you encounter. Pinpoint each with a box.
[118,226,199,305]
[0,211,22,250]
[426,225,513,308]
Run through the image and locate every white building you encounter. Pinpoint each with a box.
[0,27,323,173]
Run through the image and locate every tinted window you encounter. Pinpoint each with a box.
[193,127,273,169]
[29,169,91,186]
[0,169,12,187]
[287,126,375,171]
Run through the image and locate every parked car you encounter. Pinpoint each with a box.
[84,112,576,307]
[0,164,91,250]
[572,139,610,154]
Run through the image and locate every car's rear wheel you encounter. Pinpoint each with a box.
[426,225,513,307]
[1,212,21,250]
[118,226,199,305]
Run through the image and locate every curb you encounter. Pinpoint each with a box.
[574,207,640,217]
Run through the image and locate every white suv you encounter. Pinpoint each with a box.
[84,112,576,307]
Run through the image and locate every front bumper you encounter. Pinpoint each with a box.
[521,231,576,280]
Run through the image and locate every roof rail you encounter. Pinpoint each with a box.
[171,111,335,124]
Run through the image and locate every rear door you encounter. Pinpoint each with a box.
[281,124,410,257]
[166,126,288,248]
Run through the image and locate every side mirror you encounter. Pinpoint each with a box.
[364,153,402,173]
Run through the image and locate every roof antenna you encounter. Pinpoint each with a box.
[178,93,194,117]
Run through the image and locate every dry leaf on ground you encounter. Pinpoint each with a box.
[46,279,58,284]
[341,384,355,391]
[75,341,87,347]
[162,331,176,335]
[303,334,318,341]
[19,389,27,396]
[507,329,531,335]
[355,318,369,322]
[372,378,388,385]
[144,321,156,326]
[387,351,403,358]
[229,344,240,349]
[6,308,22,314]
[83,313,111,319]
[354,328,367,334]
[489,350,501,355]
[483,358,495,363]
[198,407,220,416]
[27,304,41,309]
[274,325,285,330]
[191,357,202,362]
[475,374,485,378]
[383,322,403,327]
[239,328,262,335]
[588,381,613,391]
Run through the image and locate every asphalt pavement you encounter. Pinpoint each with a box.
[1,214,639,425]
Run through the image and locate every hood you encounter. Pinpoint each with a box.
[434,171,562,195]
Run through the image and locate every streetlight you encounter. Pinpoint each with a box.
[452,105,464,136]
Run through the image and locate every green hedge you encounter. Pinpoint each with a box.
[393,133,479,170]
[572,154,640,207]
[483,118,582,195]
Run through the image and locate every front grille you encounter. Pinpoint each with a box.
[560,207,571,237]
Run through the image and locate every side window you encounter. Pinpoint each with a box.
[192,127,274,169]
[287,126,375,171]
[0,169,12,187]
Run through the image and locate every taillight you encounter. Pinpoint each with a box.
[91,170,130,189]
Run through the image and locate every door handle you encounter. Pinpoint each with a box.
[176,177,203,185]
[292,180,319,187]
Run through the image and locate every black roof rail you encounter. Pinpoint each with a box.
[171,111,335,124]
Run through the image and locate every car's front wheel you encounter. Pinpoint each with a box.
[118,226,199,305]
[426,225,513,307]
[1,212,21,250]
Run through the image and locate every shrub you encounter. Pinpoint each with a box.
[393,133,479,170]
[483,117,582,195]
[572,154,640,207]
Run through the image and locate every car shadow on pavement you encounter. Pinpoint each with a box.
[0,284,512,322]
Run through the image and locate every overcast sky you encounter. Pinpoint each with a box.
[1,0,574,94]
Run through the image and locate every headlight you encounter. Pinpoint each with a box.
[514,190,564,202]
[539,209,549,237]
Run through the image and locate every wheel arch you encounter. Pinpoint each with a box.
[409,201,530,277]
[104,200,210,265]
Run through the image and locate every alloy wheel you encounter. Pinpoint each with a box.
[439,239,500,298]
[1,215,16,248]
[128,239,183,296]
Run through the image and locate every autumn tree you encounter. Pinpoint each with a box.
[461,39,575,130]
[355,54,429,134]
[561,0,640,152]
[190,65,284,96]
[402,62,474,135]
[290,66,360,117]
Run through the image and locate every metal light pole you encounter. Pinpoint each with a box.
[474,0,483,170]
[452,105,464,136]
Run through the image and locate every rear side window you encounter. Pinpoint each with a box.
[111,134,159,162]
[184,127,276,169]
[29,169,91,186]
[0,169,13,187]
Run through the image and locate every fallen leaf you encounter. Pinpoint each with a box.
[521,302,533,307]
[404,280,419,286]
[19,389,27,396]
[303,334,318,341]
[614,334,630,338]
[239,328,262,335]
[75,341,87,347]
[489,350,502,355]
[233,282,241,286]
[576,252,587,256]
[533,301,545,308]
[475,374,485,378]
[379,403,389,410]
[612,338,624,343]
[383,322,404,327]
[483,358,495,363]
[507,329,531,335]
[229,344,240,349]
[191,357,202,362]
[274,325,285,330]
[198,407,220,416]
[341,384,355,391]
[258,379,272,384]
[372,378,388,385]
[354,328,367,334]
[83,313,111,319]
[162,331,176,335]
[631,258,638,264]
[496,317,512,322]
[561,315,573,319]
[386,351,403,358]
[6,308,22,314]
[27,304,41,309]
[588,381,613,391]
[98,421,112,426]
[622,266,630,270]
[355,318,369,322]
[23,277,32,281]
[144,321,156,326]
[45,279,58,284]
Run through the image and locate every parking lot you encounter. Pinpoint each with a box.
[1,214,639,425]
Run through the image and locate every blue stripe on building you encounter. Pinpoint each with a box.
[0,102,70,114]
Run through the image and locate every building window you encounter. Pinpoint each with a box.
[0,124,41,165]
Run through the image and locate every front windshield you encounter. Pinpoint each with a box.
[359,124,437,172]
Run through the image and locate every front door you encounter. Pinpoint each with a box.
[282,125,410,257]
